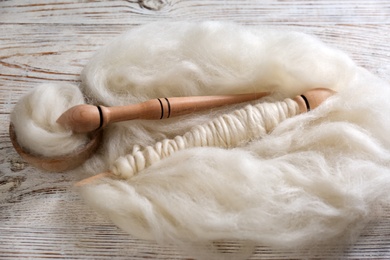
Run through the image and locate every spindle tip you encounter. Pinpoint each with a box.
[294,88,336,113]
[303,88,336,110]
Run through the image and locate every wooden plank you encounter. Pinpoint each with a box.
[0,0,389,25]
[1,0,390,259]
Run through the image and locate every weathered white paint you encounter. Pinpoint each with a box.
[1,0,390,258]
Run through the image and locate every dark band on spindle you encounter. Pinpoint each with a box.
[157,98,164,119]
[300,94,310,112]
[97,105,104,129]
[164,98,171,118]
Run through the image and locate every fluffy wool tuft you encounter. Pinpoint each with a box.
[79,22,390,252]
[11,22,390,257]
[79,21,358,171]
[11,83,89,157]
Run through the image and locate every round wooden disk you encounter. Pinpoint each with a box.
[9,123,103,172]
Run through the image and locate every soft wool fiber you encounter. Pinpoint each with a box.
[10,22,390,256]
[80,21,357,171]
[11,83,89,157]
[80,22,390,252]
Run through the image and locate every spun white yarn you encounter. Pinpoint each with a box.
[112,98,300,178]
[10,21,390,257]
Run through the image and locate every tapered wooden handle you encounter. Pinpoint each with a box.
[57,92,270,133]
[106,92,271,121]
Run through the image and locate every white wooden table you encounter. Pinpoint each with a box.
[1,1,390,259]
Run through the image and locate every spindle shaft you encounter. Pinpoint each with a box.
[57,92,271,133]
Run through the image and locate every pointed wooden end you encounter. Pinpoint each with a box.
[302,88,336,110]
[74,172,116,187]
[294,88,336,113]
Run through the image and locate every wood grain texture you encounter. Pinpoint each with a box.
[1,0,390,259]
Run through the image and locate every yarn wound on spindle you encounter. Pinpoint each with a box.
[112,98,300,178]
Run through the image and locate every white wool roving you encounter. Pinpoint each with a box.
[78,22,390,254]
[10,21,390,256]
[80,21,357,169]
